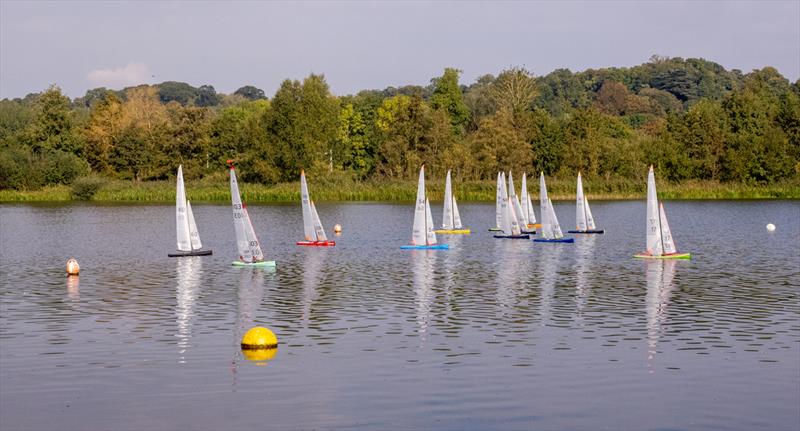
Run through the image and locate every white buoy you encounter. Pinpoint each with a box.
[766,223,776,232]
[66,258,80,275]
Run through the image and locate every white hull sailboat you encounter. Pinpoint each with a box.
[568,172,604,234]
[228,161,275,267]
[493,171,529,239]
[297,170,335,246]
[401,166,449,250]
[435,170,470,234]
[634,166,690,259]
[169,165,212,257]
[534,172,574,243]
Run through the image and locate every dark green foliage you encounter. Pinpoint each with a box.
[430,68,470,133]
[234,86,267,100]
[71,175,105,200]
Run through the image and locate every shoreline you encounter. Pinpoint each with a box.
[1,178,798,202]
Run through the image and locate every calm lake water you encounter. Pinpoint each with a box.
[1,200,798,430]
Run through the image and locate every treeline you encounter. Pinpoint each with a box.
[1,56,798,191]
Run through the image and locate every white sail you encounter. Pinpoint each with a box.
[495,172,503,228]
[576,172,587,231]
[539,172,548,207]
[300,171,316,241]
[425,198,437,245]
[659,203,676,254]
[508,196,522,235]
[442,170,454,229]
[584,197,596,230]
[499,172,510,233]
[411,166,427,246]
[520,173,531,225]
[508,171,527,225]
[176,165,192,251]
[549,198,564,239]
[242,207,264,262]
[311,201,327,241]
[230,167,264,263]
[540,194,553,239]
[646,166,663,256]
[186,201,202,250]
[526,194,536,224]
[452,196,462,229]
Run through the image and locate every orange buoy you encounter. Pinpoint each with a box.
[334,224,342,235]
[66,258,80,276]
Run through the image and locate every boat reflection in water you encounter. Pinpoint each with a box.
[538,244,563,326]
[574,235,597,323]
[645,259,677,371]
[301,248,327,326]
[175,256,202,364]
[413,250,437,342]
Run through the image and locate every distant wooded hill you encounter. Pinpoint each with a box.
[1,56,798,191]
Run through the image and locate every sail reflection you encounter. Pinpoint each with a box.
[538,245,563,326]
[574,236,597,322]
[495,239,531,315]
[301,248,327,326]
[175,256,202,363]
[645,259,677,368]
[413,250,437,340]
[237,268,266,336]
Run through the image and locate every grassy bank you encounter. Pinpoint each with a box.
[1,177,799,203]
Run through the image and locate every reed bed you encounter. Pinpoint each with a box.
[1,177,798,202]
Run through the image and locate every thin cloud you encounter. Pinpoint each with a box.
[86,63,151,89]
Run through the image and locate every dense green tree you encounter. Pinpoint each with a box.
[234,85,267,100]
[430,68,470,133]
[264,74,340,180]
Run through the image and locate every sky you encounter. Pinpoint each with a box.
[1,0,798,99]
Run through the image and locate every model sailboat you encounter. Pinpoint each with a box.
[493,171,529,239]
[520,172,539,230]
[228,161,275,267]
[401,166,449,250]
[508,171,534,234]
[297,171,335,246]
[568,172,604,234]
[168,165,212,257]
[634,167,691,259]
[435,170,470,234]
[534,172,574,243]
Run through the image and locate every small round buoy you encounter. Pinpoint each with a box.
[766,223,776,232]
[241,326,277,349]
[66,258,80,276]
[334,224,342,235]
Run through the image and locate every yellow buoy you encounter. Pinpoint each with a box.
[242,347,278,362]
[241,326,277,349]
[334,224,342,235]
[66,258,80,276]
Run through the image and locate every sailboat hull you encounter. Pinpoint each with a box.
[533,238,574,243]
[168,249,213,257]
[296,240,336,246]
[493,234,531,239]
[232,260,277,267]
[488,227,503,232]
[567,229,605,234]
[400,244,450,250]
[528,223,542,229]
[634,252,691,260]
[434,229,471,234]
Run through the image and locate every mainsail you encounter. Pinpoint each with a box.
[300,171,316,241]
[412,166,428,246]
[176,165,192,251]
[646,166,663,256]
[442,170,454,229]
[230,166,264,263]
[495,172,503,229]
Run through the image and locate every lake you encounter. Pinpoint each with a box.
[1,200,798,430]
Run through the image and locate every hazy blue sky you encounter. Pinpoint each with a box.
[1,0,798,99]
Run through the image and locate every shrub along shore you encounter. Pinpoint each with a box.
[1,177,797,203]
